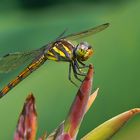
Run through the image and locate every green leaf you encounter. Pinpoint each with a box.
[81,108,140,140]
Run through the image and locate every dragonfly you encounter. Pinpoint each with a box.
[0,23,109,99]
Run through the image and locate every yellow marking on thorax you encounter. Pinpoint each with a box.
[46,51,57,61]
[53,46,65,57]
[63,45,72,55]
[47,51,54,56]
[46,55,57,61]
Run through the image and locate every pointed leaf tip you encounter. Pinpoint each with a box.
[14,94,37,140]
[26,93,35,102]
[81,108,140,140]
[86,88,99,112]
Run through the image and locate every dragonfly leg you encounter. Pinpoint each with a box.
[77,59,89,68]
[71,62,83,82]
[74,61,86,76]
[69,63,78,87]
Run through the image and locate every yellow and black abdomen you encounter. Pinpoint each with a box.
[0,55,46,98]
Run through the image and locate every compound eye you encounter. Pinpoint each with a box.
[79,42,89,50]
[88,45,92,49]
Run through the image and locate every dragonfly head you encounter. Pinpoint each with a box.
[74,42,94,61]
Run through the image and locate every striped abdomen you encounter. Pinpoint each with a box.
[0,55,46,98]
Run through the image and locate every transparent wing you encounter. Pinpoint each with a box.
[40,23,109,53]
[0,50,41,73]
[63,23,109,41]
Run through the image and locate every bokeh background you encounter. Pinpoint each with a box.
[0,0,140,139]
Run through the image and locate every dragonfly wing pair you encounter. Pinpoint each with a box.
[0,23,109,74]
[0,23,109,98]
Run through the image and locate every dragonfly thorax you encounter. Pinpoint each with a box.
[74,42,94,61]
[44,40,74,61]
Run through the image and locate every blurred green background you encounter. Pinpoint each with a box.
[0,0,140,139]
